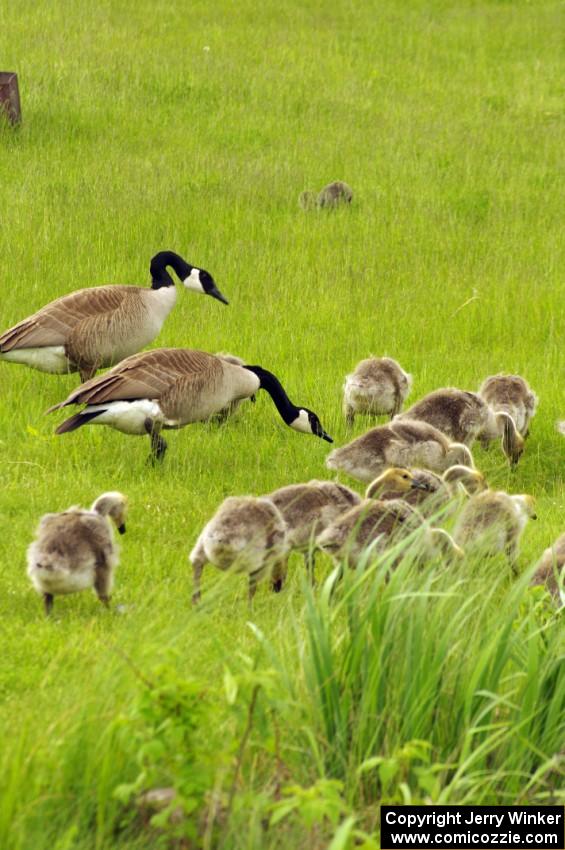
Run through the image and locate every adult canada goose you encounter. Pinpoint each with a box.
[316,498,463,571]
[325,419,474,483]
[530,534,565,606]
[454,491,536,572]
[190,497,289,603]
[299,181,353,210]
[48,348,333,461]
[0,251,228,381]
[27,491,127,615]
[211,353,254,423]
[266,480,361,580]
[479,374,538,438]
[366,465,486,519]
[343,356,412,426]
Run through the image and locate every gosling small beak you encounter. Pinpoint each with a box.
[411,479,431,491]
[118,523,126,535]
[531,513,538,520]
[250,394,256,403]
[208,285,229,305]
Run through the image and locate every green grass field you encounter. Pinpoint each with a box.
[1,1,563,847]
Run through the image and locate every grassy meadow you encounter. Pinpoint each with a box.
[0,0,564,847]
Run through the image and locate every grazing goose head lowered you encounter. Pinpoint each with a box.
[47,349,333,462]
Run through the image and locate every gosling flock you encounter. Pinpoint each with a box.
[1,239,562,613]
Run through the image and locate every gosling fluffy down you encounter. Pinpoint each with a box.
[27,491,128,615]
[299,181,353,210]
[343,357,412,425]
[530,534,565,606]
[267,480,361,575]
[454,491,536,570]
[326,418,474,483]
[190,496,289,603]
[316,498,462,571]
[478,374,538,438]
[366,465,486,519]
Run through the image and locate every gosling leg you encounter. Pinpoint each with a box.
[94,561,112,608]
[43,593,54,616]
[271,558,288,593]
[192,560,205,605]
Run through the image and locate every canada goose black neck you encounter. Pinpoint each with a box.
[150,251,193,290]
[244,366,298,424]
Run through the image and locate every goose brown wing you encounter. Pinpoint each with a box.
[49,349,221,409]
[0,286,134,351]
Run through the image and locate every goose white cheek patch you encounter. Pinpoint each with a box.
[183,268,205,293]
[290,409,312,434]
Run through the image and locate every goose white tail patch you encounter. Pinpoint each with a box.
[84,400,166,435]
[0,346,70,373]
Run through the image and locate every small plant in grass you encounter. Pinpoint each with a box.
[113,661,223,846]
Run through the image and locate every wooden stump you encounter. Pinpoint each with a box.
[0,72,21,125]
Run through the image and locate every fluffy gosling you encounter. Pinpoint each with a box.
[326,418,474,483]
[190,497,289,603]
[316,498,463,571]
[27,492,127,615]
[299,181,353,210]
[266,480,361,580]
[530,534,565,606]
[454,491,536,571]
[366,465,486,519]
[343,356,412,426]
[479,374,538,438]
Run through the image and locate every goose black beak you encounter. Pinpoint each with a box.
[118,523,126,535]
[321,431,334,443]
[208,285,229,305]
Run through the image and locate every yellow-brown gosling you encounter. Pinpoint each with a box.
[266,480,361,580]
[0,252,228,382]
[454,491,536,572]
[325,419,474,483]
[48,349,333,462]
[343,356,412,426]
[316,498,463,571]
[530,534,565,606]
[189,497,289,603]
[299,181,353,210]
[27,492,128,615]
[366,465,486,519]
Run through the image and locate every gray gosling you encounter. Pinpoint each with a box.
[530,534,565,606]
[49,349,333,463]
[366,465,486,519]
[398,388,524,467]
[0,252,228,382]
[478,374,538,465]
[266,480,361,581]
[454,491,536,572]
[299,181,353,210]
[316,498,463,571]
[326,418,474,484]
[27,492,128,615]
[190,497,289,604]
[343,357,412,426]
